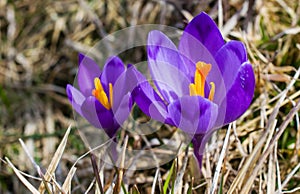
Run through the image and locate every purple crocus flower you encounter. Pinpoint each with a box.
[133,12,255,167]
[66,54,134,138]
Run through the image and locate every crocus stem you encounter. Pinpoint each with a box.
[191,133,205,169]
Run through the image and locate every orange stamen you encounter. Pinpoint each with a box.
[189,61,215,101]
[109,83,113,108]
[92,77,113,110]
[189,84,197,96]
[208,82,215,101]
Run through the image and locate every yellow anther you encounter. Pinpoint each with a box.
[94,77,103,91]
[189,61,215,101]
[189,84,197,96]
[191,62,212,97]
[92,77,112,110]
[208,82,215,101]
[109,83,113,108]
[196,61,211,78]
[100,90,110,110]
[194,69,203,96]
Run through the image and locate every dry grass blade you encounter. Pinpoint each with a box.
[281,162,300,189]
[131,185,141,194]
[240,66,300,192]
[218,0,223,28]
[240,90,300,132]
[229,66,300,193]
[5,157,39,194]
[19,138,44,178]
[267,149,276,194]
[275,148,282,193]
[1,0,300,193]
[19,138,52,193]
[210,124,231,194]
[221,1,248,36]
[281,187,300,194]
[38,125,72,193]
[227,122,275,193]
[241,99,300,193]
[151,168,160,194]
[62,166,77,194]
[113,135,128,194]
[202,149,212,190]
[172,146,189,194]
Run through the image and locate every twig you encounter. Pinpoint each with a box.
[90,152,104,194]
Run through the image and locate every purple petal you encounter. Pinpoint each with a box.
[100,56,125,93]
[81,96,119,137]
[66,84,85,116]
[124,64,172,124]
[113,93,132,127]
[208,41,248,105]
[77,53,101,97]
[216,62,255,126]
[147,31,191,102]
[111,65,137,111]
[179,12,224,56]
[178,24,222,99]
[168,96,218,134]
[214,41,248,88]
[133,81,172,125]
[148,30,192,76]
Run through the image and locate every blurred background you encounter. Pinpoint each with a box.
[0,0,300,193]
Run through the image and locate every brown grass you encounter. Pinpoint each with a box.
[0,0,300,193]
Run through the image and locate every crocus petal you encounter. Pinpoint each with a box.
[216,62,255,126]
[81,96,119,137]
[77,53,101,97]
[125,64,172,124]
[147,30,191,102]
[179,12,224,56]
[209,41,248,105]
[168,96,218,134]
[113,92,132,127]
[214,41,248,88]
[134,82,172,125]
[178,24,221,88]
[66,84,85,116]
[111,65,136,111]
[100,56,125,93]
[148,30,192,76]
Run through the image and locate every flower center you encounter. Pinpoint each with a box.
[92,77,113,110]
[189,61,215,101]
